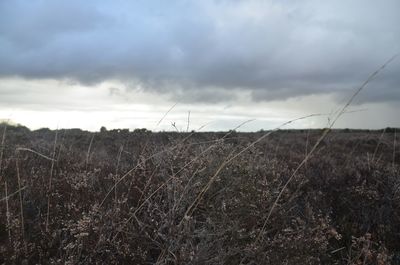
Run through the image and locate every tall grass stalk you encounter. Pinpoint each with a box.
[394,128,397,172]
[255,55,397,244]
[156,102,178,127]
[16,148,56,161]
[372,127,386,162]
[56,129,68,165]
[186,110,191,132]
[4,181,11,243]
[178,113,326,225]
[0,123,7,183]
[115,144,124,202]
[99,121,238,207]
[305,129,310,169]
[86,134,94,170]
[109,120,255,240]
[46,129,58,232]
[15,154,27,254]
[0,185,26,202]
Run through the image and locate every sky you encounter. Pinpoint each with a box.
[0,0,399,131]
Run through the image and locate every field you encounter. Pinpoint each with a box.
[0,124,399,264]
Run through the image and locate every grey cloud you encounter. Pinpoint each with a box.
[172,87,237,103]
[0,0,399,103]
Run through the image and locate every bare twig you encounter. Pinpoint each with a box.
[171,121,179,132]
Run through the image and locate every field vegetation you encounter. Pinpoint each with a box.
[0,123,399,264]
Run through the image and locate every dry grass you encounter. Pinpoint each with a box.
[0,125,399,264]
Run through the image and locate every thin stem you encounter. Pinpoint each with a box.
[393,128,397,172]
[115,144,124,202]
[4,181,11,243]
[179,114,328,225]
[0,185,26,202]
[86,134,95,170]
[186,110,191,132]
[255,55,397,244]
[156,102,178,127]
[15,155,27,254]
[16,148,56,161]
[372,128,386,162]
[46,129,58,232]
[305,129,310,169]
[0,124,7,183]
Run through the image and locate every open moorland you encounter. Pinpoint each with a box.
[0,124,399,264]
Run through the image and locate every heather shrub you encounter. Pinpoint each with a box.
[0,128,399,264]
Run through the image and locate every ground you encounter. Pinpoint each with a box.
[0,124,399,264]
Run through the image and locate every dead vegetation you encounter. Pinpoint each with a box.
[0,125,399,264]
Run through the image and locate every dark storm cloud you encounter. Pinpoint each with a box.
[0,0,399,103]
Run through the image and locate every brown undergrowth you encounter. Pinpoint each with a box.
[0,125,399,264]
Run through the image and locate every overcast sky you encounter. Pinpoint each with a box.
[0,0,399,131]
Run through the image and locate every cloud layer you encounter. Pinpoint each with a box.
[0,0,399,103]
